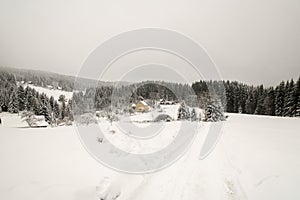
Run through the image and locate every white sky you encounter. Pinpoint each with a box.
[0,0,299,86]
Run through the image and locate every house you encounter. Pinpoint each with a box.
[32,115,49,128]
[130,96,150,112]
[135,100,150,112]
[131,96,150,113]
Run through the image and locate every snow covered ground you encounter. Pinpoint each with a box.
[0,112,300,200]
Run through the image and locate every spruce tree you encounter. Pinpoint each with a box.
[295,77,300,117]
[190,108,198,121]
[177,101,190,120]
[283,79,294,117]
[61,100,66,119]
[254,85,265,115]
[40,103,51,124]
[25,89,34,111]
[275,81,285,116]
[245,89,255,114]
[8,92,18,113]
[17,85,25,111]
[49,96,55,110]
[65,99,73,120]
[263,88,275,116]
[204,99,225,122]
[53,100,60,119]
[32,97,40,115]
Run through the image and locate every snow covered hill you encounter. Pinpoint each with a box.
[20,82,73,101]
[0,113,299,200]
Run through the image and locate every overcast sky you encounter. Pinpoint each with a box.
[0,0,299,86]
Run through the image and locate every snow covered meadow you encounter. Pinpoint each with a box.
[1,109,299,200]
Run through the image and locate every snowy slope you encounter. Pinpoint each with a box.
[0,112,300,200]
[23,83,73,100]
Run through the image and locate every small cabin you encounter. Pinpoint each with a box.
[135,100,150,112]
[32,115,49,128]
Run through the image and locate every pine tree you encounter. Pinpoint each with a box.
[49,96,55,110]
[177,101,190,120]
[204,99,225,122]
[190,108,198,121]
[245,89,255,114]
[32,97,40,115]
[263,88,275,116]
[40,103,51,124]
[61,100,66,119]
[283,79,294,117]
[25,89,34,111]
[58,94,66,103]
[275,81,285,116]
[17,85,25,111]
[8,92,18,113]
[65,99,73,120]
[295,77,300,117]
[290,78,299,117]
[53,100,60,119]
[254,85,265,115]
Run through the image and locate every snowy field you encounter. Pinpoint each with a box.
[0,112,300,200]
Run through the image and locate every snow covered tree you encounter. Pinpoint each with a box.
[25,89,34,111]
[190,108,198,121]
[275,81,285,116]
[58,94,66,103]
[65,99,73,120]
[52,100,59,118]
[245,89,255,114]
[32,97,40,115]
[283,80,295,117]
[49,96,55,110]
[39,103,51,124]
[61,100,66,119]
[263,88,275,116]
[204,99,225,122]
[254,85,266,115]
[177,101,190,120]
[17,85,25,111]
[295,77,300,117]
[8,92,18,113]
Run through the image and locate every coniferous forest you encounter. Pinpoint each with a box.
[1,68,299,125]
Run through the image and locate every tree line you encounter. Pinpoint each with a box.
[192,78,300,117]
[1,68,299,123]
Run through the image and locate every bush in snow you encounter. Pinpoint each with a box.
[154,114,173,122]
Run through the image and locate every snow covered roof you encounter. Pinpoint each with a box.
[35,115,45,120]
[29,115,48,127]
[140,101,148,106]
[35,120,49,127]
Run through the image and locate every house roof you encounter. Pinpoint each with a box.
[35,120,49,127]
[140,101,148,106]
